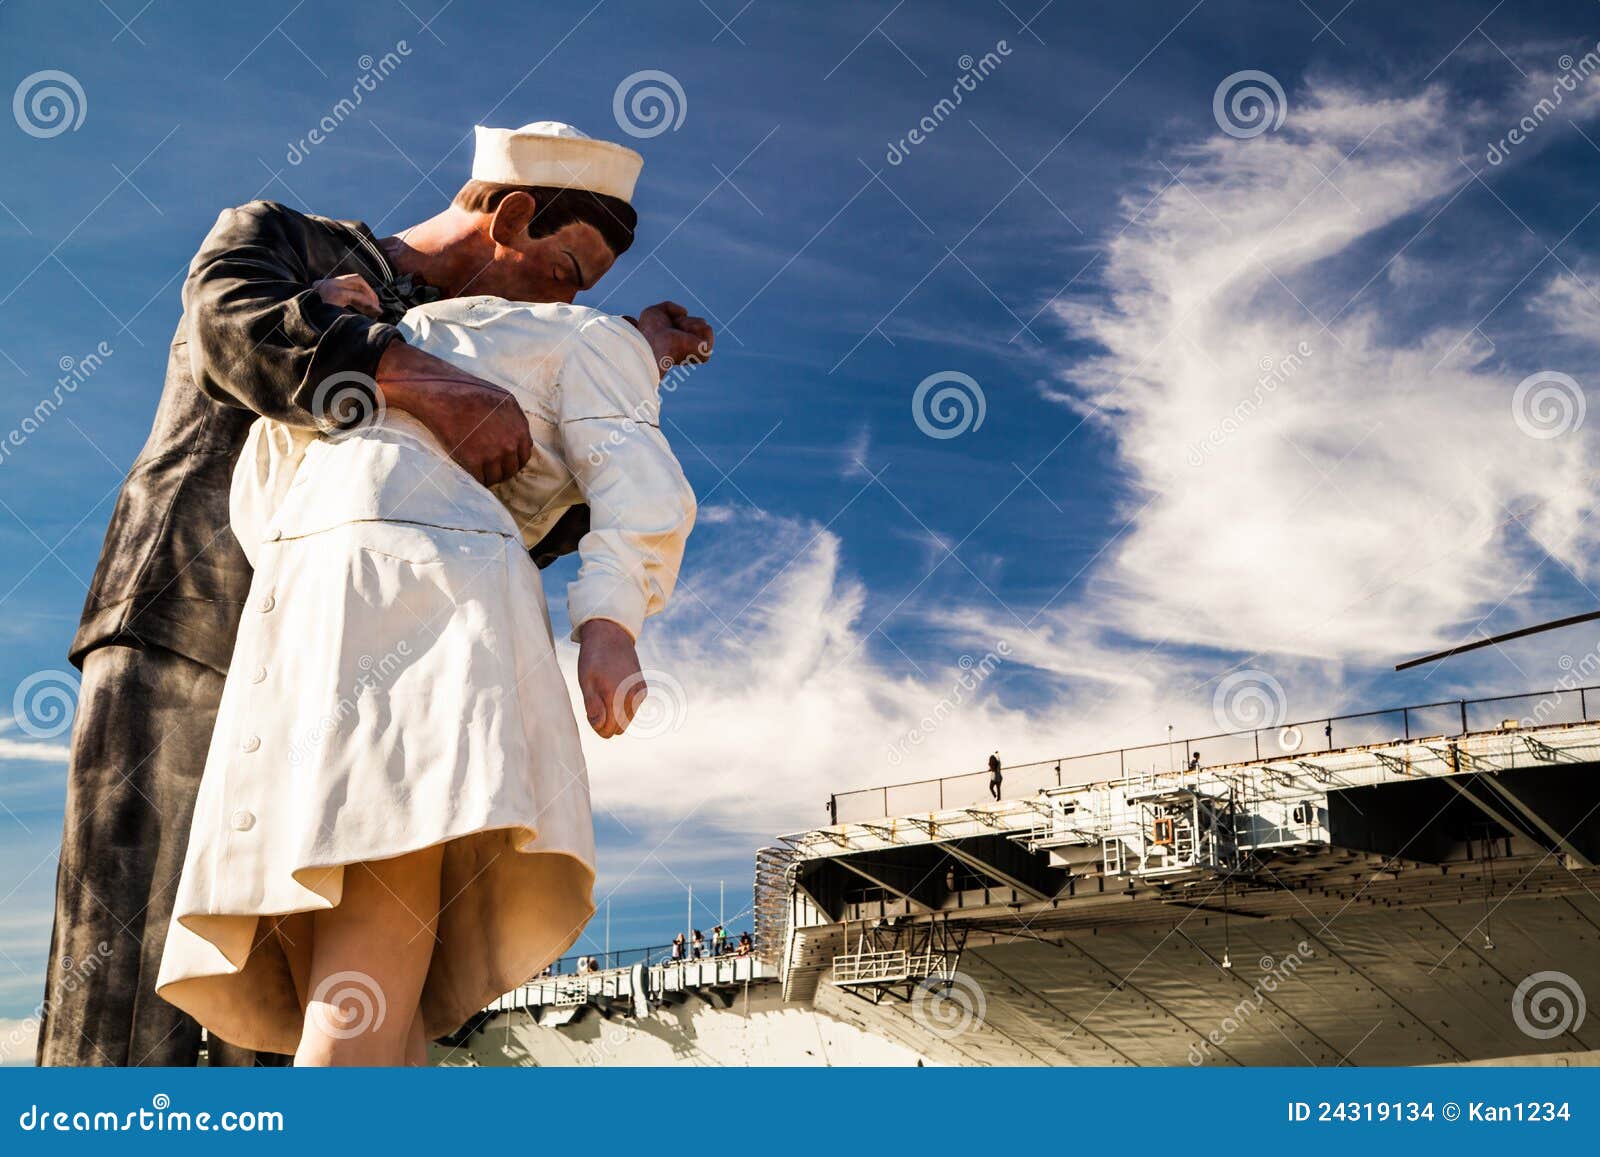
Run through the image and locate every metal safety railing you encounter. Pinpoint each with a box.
[832,949,951,985]
[827,681,1600,824]
[832,950,913,985]
[537,933,759,977]
[536,943,675,977]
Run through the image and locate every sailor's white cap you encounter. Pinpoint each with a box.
[470,121,643,203]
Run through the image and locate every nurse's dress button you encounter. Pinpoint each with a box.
[230,810,256,832]
[258,593,276,613]
[249,665,267,684]
[265,528,283,542]
[241,735,261,753]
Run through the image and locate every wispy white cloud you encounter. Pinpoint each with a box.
[1049,78,1600,663]
[0,718,69,765]
[564,505,1040,834]
[0,1017,37,1066]
[0,738,69,764]
[840,422,873,480]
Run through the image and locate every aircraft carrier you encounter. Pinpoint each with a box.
[440,684,1600,1066]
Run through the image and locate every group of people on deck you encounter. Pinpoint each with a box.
[670,927,753,961]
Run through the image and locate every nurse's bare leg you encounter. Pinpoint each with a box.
[405,1010,428,1067]
[294,846,444,1067]
[271,912,312,1008]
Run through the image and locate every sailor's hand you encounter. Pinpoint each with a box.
[633,301,713,372]
[578,618,646,738]
[375,342,532,487]
[312,273,383,318]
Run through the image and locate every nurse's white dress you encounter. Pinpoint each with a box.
[155,297,696,1055]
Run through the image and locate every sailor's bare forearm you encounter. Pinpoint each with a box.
[375,341,533,487]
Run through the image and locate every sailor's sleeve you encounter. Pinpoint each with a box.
[184,201,401,431]
[557,314,697,641]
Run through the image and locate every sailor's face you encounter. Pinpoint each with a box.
[490,221,617,305]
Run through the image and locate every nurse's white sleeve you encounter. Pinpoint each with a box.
[559,314,697,641]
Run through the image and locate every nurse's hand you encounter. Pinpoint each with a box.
[312,273,383,318]
[630,301,713,372]
[578,618,646,738]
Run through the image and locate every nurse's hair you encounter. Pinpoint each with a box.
[454,179,637,258]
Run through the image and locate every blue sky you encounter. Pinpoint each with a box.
[6,0,1600,1038]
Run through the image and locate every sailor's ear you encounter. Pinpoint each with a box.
[487,190,538,247]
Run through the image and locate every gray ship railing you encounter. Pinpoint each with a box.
[827,682,1600,824]
[539,937,758,976]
